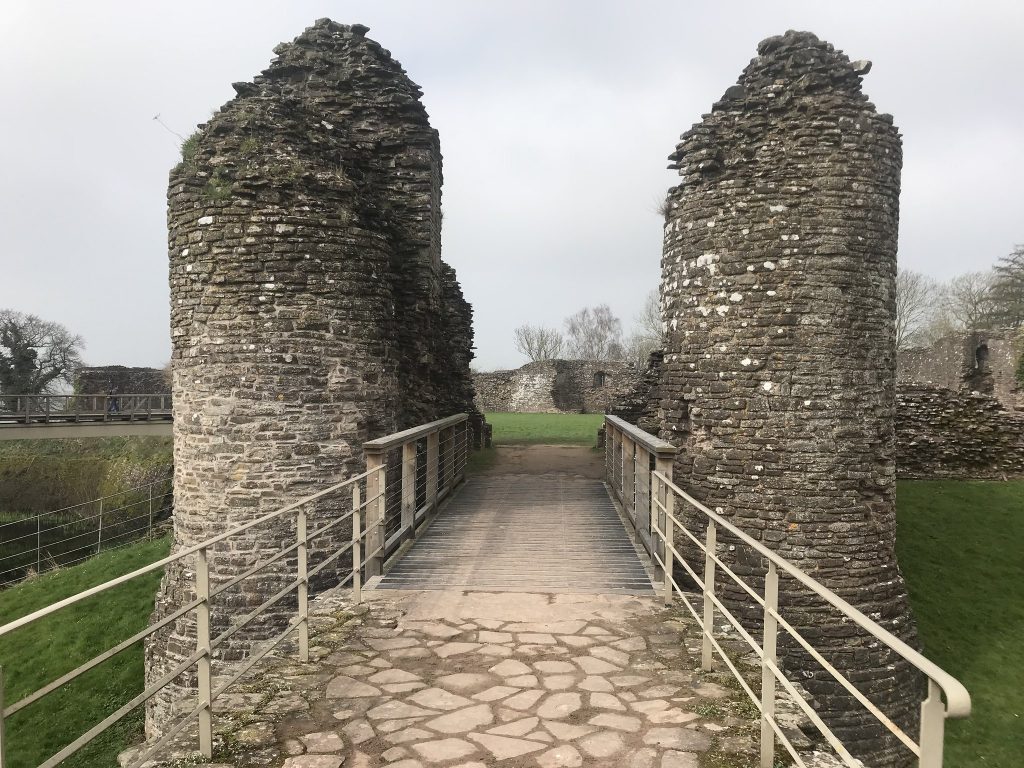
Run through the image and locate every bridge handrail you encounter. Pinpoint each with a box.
[0,413,473,768]
[603,416,970,768]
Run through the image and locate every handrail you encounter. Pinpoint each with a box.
[0,412,473,768]
[603,415,970,768]
[604,414,677,457]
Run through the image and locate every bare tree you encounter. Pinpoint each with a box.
[624,290,663,363]
[513,324,564,361]
[564,304,625,361]
[0,310,84,396]
[895,269,937,350]
[941,270,997,331]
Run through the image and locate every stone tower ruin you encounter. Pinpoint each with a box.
[660,31,918,766]
[146,20,478,733]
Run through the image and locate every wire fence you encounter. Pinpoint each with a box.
[0,477,174,587]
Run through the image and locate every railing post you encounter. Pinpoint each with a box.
[365,450,385,578]
[148,484,154,536]
[662,478,674,607]
[919,679,945,768]
[426,429,439,513]
[352,484,362,605]
[702,520,717,671]
[195,547,213,759]
[0,666,6,768]
[36,514,41,574]
[297,504,309,663]
[623,437,636,527]
[402,440,416,540]
[760,561,779,768]
[442,427,454,492]
[96,500,103,554]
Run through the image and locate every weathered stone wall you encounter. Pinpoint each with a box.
[607,350,664,435]
[146,19,479,735]
[898,330,1022,411]
[473,359,638,413]
[659,31,917,766]
[75,365,169,394]
[897,384,1024,477]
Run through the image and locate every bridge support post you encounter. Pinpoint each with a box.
[442,427,454,492]
[623,437,636,529]
[402,441,416,540]
[426,431,439,512]
[365,449,385,578]
[352,485,362,604]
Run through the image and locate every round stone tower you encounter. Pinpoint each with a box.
[146,20,478,734]
[660,31,918,766]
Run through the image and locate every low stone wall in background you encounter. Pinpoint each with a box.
[473,359,640,414]
[76,365,169,394]
[896,384,1024,478]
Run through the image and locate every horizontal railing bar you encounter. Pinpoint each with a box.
[211,576,300,650]
[363,413,468,452]
[654,469,972,719]
[37,647,205,768]
[605,416,677,456]
[4,595,203,717]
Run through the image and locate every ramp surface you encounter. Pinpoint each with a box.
[377,475,654,593]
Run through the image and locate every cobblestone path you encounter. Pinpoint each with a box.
[165,588,758,768]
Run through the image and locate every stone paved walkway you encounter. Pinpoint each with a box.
[139,587,760,768]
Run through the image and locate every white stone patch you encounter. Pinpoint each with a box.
[706,220,715,227]
[715,306,729,316]
[321,120,334,129]
[746,265,755,272]
[729,292,743,303]
[767,290,776,296]
[762,382,773,391]
[769,204,786,212]
[186,264,193,272]
[764,261,776,270]
[740,358,752,367]
[741,228,749,235]
[197,216,213,225]
[697,306,710,317]
[181,248,189,257]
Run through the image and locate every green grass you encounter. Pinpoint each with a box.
[484,412,604,445]
[0,535,171,768]
[896,479,1024,768]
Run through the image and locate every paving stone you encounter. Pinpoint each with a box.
[503,689,545,710]
[477,644,513,657]
[536,692,582,719]
[436,642,482,658]
[631,699,670,714]
[626,747,658,768]
[332,708,356,721]
[424,704,494,734]
[660,751,699,768]
[587,713,642,732]
[590,692,626,710]
[339,664,378,676]
[578,676,614,693]
[367,701,438,720]
[505,622,586,634]
[368,658,392,668]
[609,675,649,687]
[472,685,519,702]
[382,682,426,694]
[283,739,304,756]
[301,731,346,753]
[557,635,597,648]
[578,730,626,758]
[643,727,712,751]
[468,733,547,759]
[537,744,583,767]
[283,757,344,768]
[589,646,631,666]
[412,738,478,763]
[543,721,597,740]
[369,669,422,684]
[342,719,375,744]
[478,631,513,643]
[326,676,381,698]
[367,637,420,650]
[380,746,408,762]
[384,726,433,744]
[377,717,427,734]
[640,685,681,698]
[534,660,576,674]
[487,716,539,737]
[574,656,620,675]
[390,648,433,660]
[517,633,556,644]
[527,730,553,742]
[506,674,539,687]
[408,688,475,711]
[409,623,462,638]
[611,637,647,652]
[475,619,505,629]
[436,673,492,692]
[489,660,532,676]
[648,709,699,725]
[621,691,639,702]
[541,675,576,690]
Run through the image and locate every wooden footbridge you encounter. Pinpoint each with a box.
[0,394,172,439]
[0,412,970,768]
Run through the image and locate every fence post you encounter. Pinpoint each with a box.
[426,429,439,514]
[97,500,104,554]
[352,484,362,605]
[36,515,41,574]
[760,561,779,768]
[148,484,154,536]
[364,450,385,578]
[195,547,213,759]
[297,504,309,663]
[402,440,416,540]
[918,679,945,768]
[623,437,636,527]
[702,520,717,671]
[662,478,674,607]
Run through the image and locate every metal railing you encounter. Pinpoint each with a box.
[0,394,173,424]
[0,477,174,587]
[603,415,971,768]
[0,413,470,768]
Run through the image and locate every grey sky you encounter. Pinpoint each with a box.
[1,1,1022,372]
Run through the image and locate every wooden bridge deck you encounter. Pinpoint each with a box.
[375,474,655,594]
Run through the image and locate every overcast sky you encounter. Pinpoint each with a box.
[1,1,1022,372]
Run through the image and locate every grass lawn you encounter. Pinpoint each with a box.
[896,479,1024,768]
[484,412,604,445]
[0,535,171,768]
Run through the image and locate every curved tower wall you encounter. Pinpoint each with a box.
[660,31,918,766]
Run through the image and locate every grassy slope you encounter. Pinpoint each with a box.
[0,536,171,768]
[484,412,604,445]
[896,480,1024,768]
